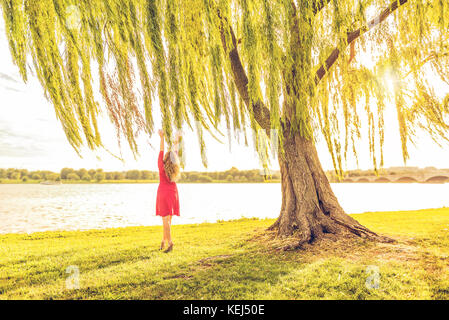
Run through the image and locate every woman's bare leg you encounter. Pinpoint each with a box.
[163,216,172,246]
[167,223,172,246]
[169,215,173,245]
[161,216,169,249]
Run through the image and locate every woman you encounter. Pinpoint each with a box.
[156,129,181,253]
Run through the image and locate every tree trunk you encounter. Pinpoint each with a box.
[218,6,395,248]
[269,125,393,247]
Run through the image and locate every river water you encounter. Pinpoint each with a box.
[1,183,448,234]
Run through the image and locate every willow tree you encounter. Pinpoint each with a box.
[2,0,449,246]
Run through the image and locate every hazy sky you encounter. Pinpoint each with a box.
[1,23,449,173]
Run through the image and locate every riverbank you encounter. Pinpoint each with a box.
[0,179,281,184]
[1,208,449,299]
[1,179,447,184]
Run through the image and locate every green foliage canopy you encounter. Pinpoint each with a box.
[1,0,449,173]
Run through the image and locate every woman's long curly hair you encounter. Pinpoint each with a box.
[163,151,180,182]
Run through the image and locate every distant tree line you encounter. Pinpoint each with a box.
[0,168,60,182]
[325,166,449,182]
[3,166,447,183]
[0,167,281,183]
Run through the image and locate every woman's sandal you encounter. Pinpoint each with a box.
[164,243,173,253]
[159,241,165,251]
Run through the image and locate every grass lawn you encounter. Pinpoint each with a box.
[1,208,449,299]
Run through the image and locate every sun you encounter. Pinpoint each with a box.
[381,69,400,95]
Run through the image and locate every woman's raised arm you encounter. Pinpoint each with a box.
[158,130,165,152]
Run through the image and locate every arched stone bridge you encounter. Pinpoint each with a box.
[342,173,449,183]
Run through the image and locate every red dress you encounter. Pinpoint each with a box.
[156,151,180,217]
